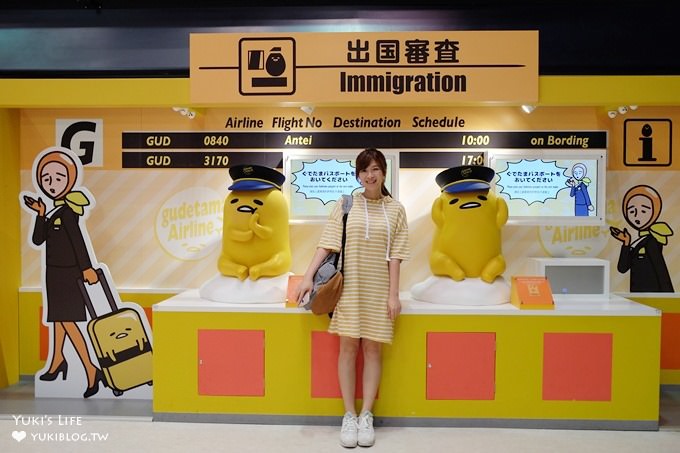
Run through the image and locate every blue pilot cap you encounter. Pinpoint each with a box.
[435,165,495,194]
[228,164,285,191]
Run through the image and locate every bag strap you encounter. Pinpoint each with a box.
[336,194,352,272]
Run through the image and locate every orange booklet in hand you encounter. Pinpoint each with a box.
[286,275,303,308]
[510,276,554,310]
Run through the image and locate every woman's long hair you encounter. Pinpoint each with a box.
[355,148,391,197]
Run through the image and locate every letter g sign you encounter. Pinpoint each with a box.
[55,119,104,166]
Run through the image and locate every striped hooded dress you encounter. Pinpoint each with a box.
[318,193,410,344]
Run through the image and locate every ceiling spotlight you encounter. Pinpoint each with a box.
[618,106,629,115]
[172,106,197,119]
[300,105,315,115]
[607,110,618,119]
[521,105,536,114]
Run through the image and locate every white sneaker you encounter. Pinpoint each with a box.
[340,412,358,448]
[357,411,375,447]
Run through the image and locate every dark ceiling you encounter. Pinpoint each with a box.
[0,1,677,77]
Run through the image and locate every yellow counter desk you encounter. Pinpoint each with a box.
[153,291,660,430]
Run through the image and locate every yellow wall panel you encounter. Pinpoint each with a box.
[0,109,20,388]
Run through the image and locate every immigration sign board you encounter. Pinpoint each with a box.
[190,31,538,105]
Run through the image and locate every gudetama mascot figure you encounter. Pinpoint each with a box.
[218,164,292,280]
[430,165,508,283]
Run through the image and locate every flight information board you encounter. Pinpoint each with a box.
[120,131,605,169]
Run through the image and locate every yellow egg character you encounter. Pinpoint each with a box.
[218,165,292,280]
[430,166,508,283]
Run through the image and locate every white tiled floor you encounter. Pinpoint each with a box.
[3,418,680,453]
[2,382,680,452]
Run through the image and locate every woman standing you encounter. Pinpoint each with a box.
[298,148,410,448]
[23,148,105,398]
[566,162,593,216]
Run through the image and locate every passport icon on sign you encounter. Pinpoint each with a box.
[239,38,296,96]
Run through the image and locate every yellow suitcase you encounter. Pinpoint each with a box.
[79,269,153,396]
